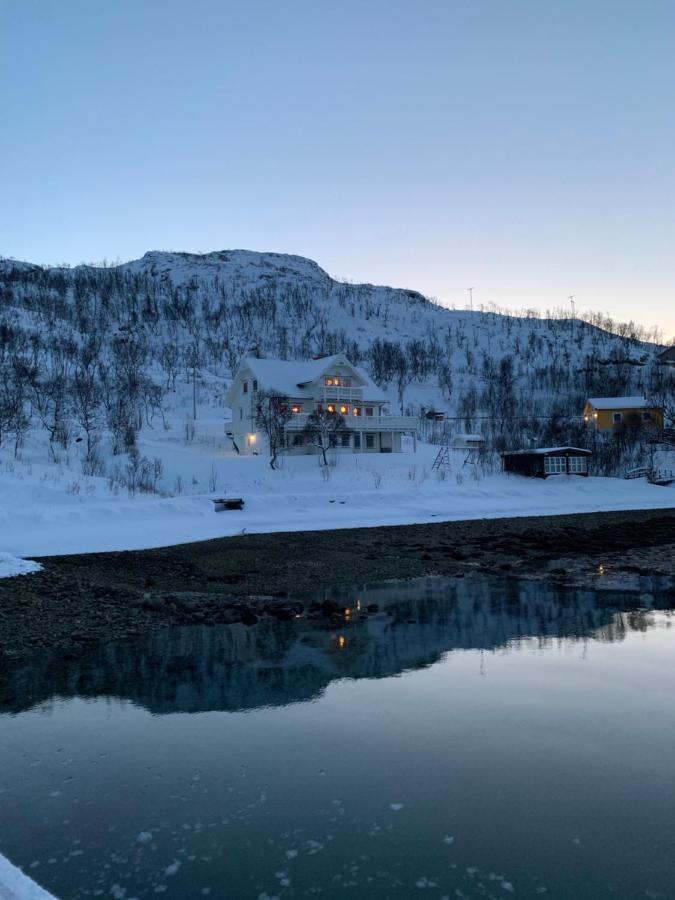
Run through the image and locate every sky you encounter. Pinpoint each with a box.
[2,0,674,338]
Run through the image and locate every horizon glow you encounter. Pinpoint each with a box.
[2,0,674,339]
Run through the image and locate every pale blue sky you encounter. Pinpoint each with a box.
[2,1,674,336]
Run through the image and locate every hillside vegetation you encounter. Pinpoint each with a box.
[0,249,673,490]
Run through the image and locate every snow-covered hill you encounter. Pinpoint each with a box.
[0,248,673,561]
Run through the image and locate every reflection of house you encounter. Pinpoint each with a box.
[225,353,418,455]
[3,575,660,716]
[502,446,592,478]
[657,346,675,366]
[583,397,663,433]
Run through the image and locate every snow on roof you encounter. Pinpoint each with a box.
[238,355,388,401]
[502,446,592,456]
[587,396,651,409]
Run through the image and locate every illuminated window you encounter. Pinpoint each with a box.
[352,407,361,417]
[333,376,341,386]
[325,376,335,386]
[339,404,348,415]
[327,404,336,414]
[291,404,302,414]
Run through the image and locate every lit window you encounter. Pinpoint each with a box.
[339,404,349,415]
[291,404,301,414]
[243,381,248,393]
[325,377,334,386]
[334,376,341,386]
[327,404,336,414]
[352,407,361,417]
[365,407,374,417]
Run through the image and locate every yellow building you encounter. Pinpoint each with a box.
[583,396,663,433]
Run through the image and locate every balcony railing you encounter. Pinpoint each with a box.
[321,386,364,401]
[285,413,418,431]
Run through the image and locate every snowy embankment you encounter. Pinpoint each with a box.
[0,854,56,900]
[1,444,674,560]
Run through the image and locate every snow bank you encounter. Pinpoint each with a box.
[0,853,56,899]
[0,445,673,558]
[0,554,42,579]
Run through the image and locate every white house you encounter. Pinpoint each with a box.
[224,353,418,455]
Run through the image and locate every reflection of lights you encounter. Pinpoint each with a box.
[598,564,605,575]
[344,608,351,619]
[356,599,361,612]
[338,635,346,649]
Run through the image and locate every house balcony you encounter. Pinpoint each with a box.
[320,386,364,401]
[285,413,418,432]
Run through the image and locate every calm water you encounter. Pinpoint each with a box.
[1,575,675,899]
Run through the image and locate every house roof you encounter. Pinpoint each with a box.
[230,354,388,402]
[586,396,651,410]
[502,446,592,456]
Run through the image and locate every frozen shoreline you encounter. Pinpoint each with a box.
[0,853,56,900]
[2,452,675,561]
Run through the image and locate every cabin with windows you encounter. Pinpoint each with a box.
[502,447,592,478]
[224,354,418,455]
[583,397,663,433]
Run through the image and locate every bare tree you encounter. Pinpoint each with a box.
[254,390,292,470]
[302,408,349,466]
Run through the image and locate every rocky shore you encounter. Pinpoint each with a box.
[1,507,673,666]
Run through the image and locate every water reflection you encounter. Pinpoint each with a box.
[3,574,673,716]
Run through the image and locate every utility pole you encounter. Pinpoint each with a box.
[468,286,474,312]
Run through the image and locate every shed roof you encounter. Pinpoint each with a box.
[586,396,651,410]
[502,446,592,457]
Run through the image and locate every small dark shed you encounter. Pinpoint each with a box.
[502,446,592,478]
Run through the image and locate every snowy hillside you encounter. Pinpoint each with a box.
[0,249,674,562]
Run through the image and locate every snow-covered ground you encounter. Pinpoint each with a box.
[1,437,673,562]
[0,854,56,900]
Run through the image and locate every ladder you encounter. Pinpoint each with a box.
[432,446,452,471]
